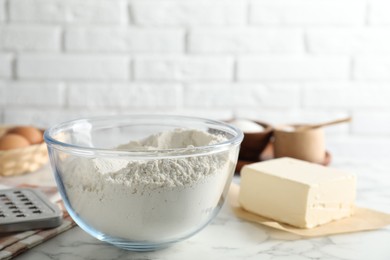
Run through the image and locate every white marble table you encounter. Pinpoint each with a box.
[2,156,390,260]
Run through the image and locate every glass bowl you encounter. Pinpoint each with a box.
[44,115,243,251]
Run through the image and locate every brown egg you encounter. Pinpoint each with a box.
[9,126,43,144]
[0,134,30,150]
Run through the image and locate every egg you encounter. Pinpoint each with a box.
[0,134,30,150]
[8,126,43,144]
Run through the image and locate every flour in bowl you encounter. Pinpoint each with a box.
[60,129,235,241]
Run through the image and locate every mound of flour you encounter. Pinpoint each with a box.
[60,129,234,241]
[118,127,223,150]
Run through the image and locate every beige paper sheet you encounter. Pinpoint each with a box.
[229,183,390,237]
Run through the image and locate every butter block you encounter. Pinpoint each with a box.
[239,157,356,228]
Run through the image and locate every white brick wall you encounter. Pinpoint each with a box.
[0,0,5,22]
[0,81,5,106]
[3,81,65,106]
[352,111,390,135]
[3,108,118,127]
[67,83,181,108]
[183,83,300,108]
[352,110,390,136]
[354,56,390,79]
[17,54,129,80]
[131,1,246,26]
[134,56,233,81]
[65,28,184,53]
[238,56,349,80]
[10,0,127,24]
[0,53,13,78]
[1,0,390,141]
[250,0,366,25]
[307,28,390,54]
[189,28,304,54]
[303,82,390,109]
[0,25,61,51]
[369,0,390,25]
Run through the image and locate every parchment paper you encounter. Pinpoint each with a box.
[229,183,390,237]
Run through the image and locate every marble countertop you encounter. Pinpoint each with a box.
[2,156,390,260]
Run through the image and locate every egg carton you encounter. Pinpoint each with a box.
[0,188,62,233]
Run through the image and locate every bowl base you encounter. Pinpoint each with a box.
[102,237,173,252]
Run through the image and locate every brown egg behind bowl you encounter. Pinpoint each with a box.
[0,134,30,150]
[8,126,43,144]
[0,126,48,176]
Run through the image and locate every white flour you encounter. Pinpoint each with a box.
[60,129,234,241]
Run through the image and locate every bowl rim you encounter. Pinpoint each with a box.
[43,114,244,158]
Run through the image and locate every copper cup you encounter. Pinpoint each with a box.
[273,125,326,164]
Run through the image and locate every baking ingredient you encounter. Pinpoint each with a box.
[117,127,224,151]
[239,157,356,228]
[60,128,233,240]
[230,119,264,133]
[9,126,43,144]
[0,134,30,150]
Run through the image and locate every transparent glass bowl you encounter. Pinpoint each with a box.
[44,115,243,251]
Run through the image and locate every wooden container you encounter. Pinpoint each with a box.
[238,121,273,161]
[273,125,326,164]
[0,126,48,176]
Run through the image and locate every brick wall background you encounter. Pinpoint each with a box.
[1,0,390,155]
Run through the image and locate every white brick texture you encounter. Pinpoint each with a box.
[68,83,181,108]
[369,0,390,25]
[352,111,390,135]
[167,109,233,121]
[10,0,127,24]
[134,56,233,81]
[183,83,300,108]
[4,81,65,106]
[250,0,366,25]
[327,137,390,160]
[189,28,303,54]
[233,84,301,108]
[0,0,5,22]
[0,53,13,78]
[308,28,390,54]
[1,0,390,140]
[17,54,129,80]
[0,81,5,105]
[354,56,390,79]
[183,84,234,107]
[303,82,390,109]
[4,108,117,127]
[131,0,246,26]
[3,108,233,127]
[238,56,349,80]
[66,27,184,53]
[0,25,61,51]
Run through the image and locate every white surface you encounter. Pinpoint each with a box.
[1,151,390,260]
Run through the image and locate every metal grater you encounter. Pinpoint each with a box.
[0,188,63,233]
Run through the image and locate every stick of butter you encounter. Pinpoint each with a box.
[239,157,356,229]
